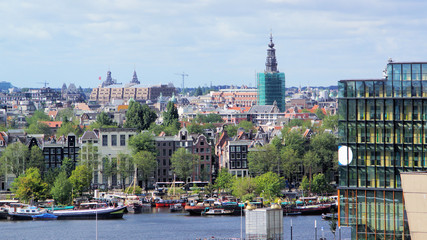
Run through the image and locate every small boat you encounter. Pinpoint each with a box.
[170,203,183,212]
[291,204,331,215]
[284,211,302,216]
[202,208,234,216]
[322,213,338,220]
[53,202,126,220]
[7,204,47,221]
[32,213,58,220]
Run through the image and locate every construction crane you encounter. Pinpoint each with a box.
[37,81,49,88]
[175,72,188,91]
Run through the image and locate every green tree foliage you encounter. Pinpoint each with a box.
[61,157,75,178]
[300,176,310,195]
[248,144,281,176]
[322,114,338,130]
[124,100,157,131]
[148,122,180,136]
[26,110,50,126]
[214,168,233,193]
[56,108,74,121]
[231,177,257,201]
[302,150,321,181]
[311,173,332,195]
[194,113,223,123]
[0,142,29,177]
[78,143,99,171]
[283,130,306,157]
[117,153,134,189]
[11,167,49,203]
[163,101,179,126]
[28,146,45,173]
[43,168,61,188]
[170,148,197,182]
[224,121,255,137]
[309,132,337,180]
[56,121,81,138]
[315,108,326,120]
[133,151,157,191]
[281,147,302,189]
[26,122,51,135]
[194,86,203,96]
[50,171,73,205]
[96,112,116,126]
[69,165,92,196]
[128,132,156,155]
[255,172,283,201]
[187,123,204,134]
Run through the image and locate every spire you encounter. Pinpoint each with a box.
[265,33,278,73]
[131,70,140,84]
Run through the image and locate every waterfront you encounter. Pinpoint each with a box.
[1,208,350,240]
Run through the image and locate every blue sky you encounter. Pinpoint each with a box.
[1,0,427,89]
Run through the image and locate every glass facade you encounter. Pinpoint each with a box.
[338,62,427,239]
[257,72,286,111]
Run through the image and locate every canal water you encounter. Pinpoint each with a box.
[0,208,351,239]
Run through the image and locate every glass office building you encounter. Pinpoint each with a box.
[257,34,286,112]
[338,61,427,239]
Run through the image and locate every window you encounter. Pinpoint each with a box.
[201,156,204,160]
[120,135,126,146]
[242,161,247,168]
[169,149,172,156]
[231,153,235,159]
[206,156,210,161]
[242,153,246,159]
[236,153,241,159]
[201,141,204,146]
[230,146,235,152]
[231,161,235,168]
[111,135,117,146]
[236,161,241,168]
[102,135,108,146]
[200,148,204,153]
[236,146,241,152]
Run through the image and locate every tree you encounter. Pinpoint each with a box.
[61,157,75,178]
[26,122,51,135]
[248,144,280,176]
[238,121,255,132]
[11,167,49,203]
[231,177,257,201]
[69,165,92,196]
[322,114,338,130]
[300,176,310,196]
[315,108,326,120]
[311,173,332,195]
[96,112,116,127]
[302,150,320,181]
[56,121,79,138]
[283,130,306,157]
[28,146,45,173]
[170,148,197,182]
[281,147,301,190]
[50,171,73,205]
[128,132,156,155]
[163,101,179,126]
[124,100,157,131]
[187,123,204,134]
[309,132,338,181]
[194,86,203,96]
[133,151,157,191]
[56,108,74,121]
[214,168,233,193]
[116,153,134,189]
[26,110,49,125]
[255,172,283,201]
[0,142,29,178]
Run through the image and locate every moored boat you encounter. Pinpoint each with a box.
[7,204,47,221]
[202,208,234,216]
[169,203,183,212]
[290,204,331,215]
[53,202,126,220]
[32,213,58,220]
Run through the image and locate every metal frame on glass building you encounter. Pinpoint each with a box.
[337,60,427,239]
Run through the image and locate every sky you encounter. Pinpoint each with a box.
[1,0,427,89]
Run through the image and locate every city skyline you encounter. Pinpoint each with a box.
[1,0,427,89]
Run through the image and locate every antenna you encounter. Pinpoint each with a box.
[37,81,49,88]
[175,72,189,91]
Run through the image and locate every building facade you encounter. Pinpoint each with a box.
[337,61,427,239]
[154,129,213,183]
[257,34,285,112]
